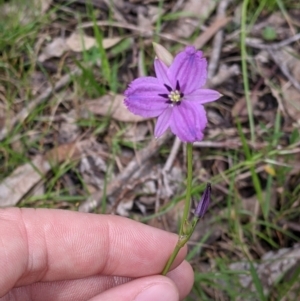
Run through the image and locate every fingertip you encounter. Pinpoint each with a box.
[167,260,194,300]
[88,276,179,301]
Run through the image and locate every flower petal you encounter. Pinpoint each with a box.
[185,88,221,104]
[169,101,207,142]
[154,107,173,138]
[168,46,207,94]
[154,58,172,87]
[124,77,168,117]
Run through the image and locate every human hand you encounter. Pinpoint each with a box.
[0,208,193,301]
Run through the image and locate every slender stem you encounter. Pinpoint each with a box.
[162,143,194,275]
[161,244,181,275]
[162,217,199,275]
[180,143,193,235]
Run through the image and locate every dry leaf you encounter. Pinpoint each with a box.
[38,37,69,62]
[66,32,96,52]
[66,32,122,52]
[38,34,122,61]
[172,0,217,38]
[0,155,50,207]
[102,37,122,49]
[0,142,81,207]
[123,123,149,142]
[281,82,300,123]
[273,47,300,122]
[79,139,108,192]
[84,94,148,122]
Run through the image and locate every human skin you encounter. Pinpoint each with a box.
[0,208,194,301]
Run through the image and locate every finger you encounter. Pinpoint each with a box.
[0,208,187,294]
[0,276,132,301]
[166,260,194,300]
[88,276,179,301]
[0,261,193,301]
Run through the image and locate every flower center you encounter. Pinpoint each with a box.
[168,90,182,102]
[158,81,184,105]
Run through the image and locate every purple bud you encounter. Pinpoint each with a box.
[194,183,211,218]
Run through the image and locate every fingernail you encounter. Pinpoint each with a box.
[134,283,178,301]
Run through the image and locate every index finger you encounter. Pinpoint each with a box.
[0,208,186,295]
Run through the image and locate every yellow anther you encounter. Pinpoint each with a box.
[168,90,182,103]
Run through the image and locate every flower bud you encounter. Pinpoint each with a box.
[194,183,211,218]
[152,42,174,66]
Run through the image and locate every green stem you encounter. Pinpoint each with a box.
[161,217,199,275]
[180,143,193,235]
[161,244,181,275]
[162,143,194,275]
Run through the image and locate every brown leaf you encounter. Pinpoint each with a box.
[38,37,69,62]
[0,142,82,207]
[66,32,96,52]
[66,32,122,53]
[281,82,300,122]
[171,0,217,38]
[0,155,50,207]
[84,94,148,122]
[274,47,300,122]
[102,37,123,49]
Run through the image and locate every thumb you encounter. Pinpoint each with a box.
[88,275,179,301]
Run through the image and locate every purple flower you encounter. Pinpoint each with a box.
[194,183,211,218]
[124,46,221,142]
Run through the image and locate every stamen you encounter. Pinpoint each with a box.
[164,84,172,92]
[158,93,169,99]
[163,81,183,104]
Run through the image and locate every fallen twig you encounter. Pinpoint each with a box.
[78,132,173,212]
[207,0,231,79]
[268,49,300,92]
[246,33,300,50]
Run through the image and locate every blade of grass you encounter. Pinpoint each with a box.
[249,261,267,301]
[241,0,255,143]
[86,1,111,86]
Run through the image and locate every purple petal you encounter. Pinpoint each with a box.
[124,77,168,118]
[168,46,207,94]
[185,88,221,104]
[169,101,207,142]
[154,59,172,87]
[154,107,173,138]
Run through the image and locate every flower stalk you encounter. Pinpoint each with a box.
[180,143,193,235]
[162,143,193,275]
[161,181,212,275]
[123,43,219,277]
